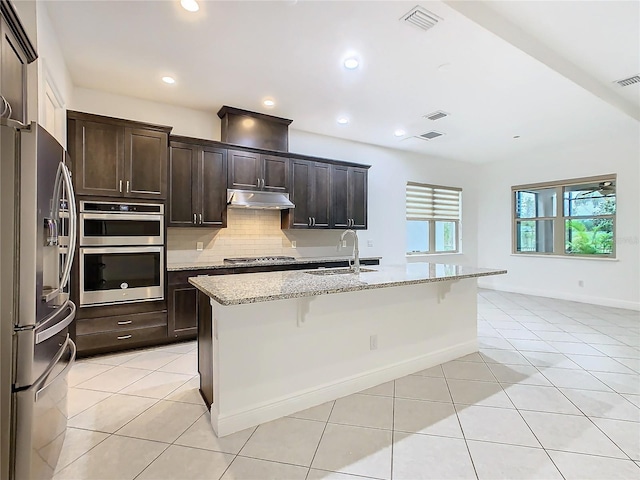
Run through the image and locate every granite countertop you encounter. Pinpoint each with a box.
[189,263,507,306]
[167,256,382,272]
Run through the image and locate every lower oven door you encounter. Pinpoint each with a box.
[79,246,164,306]
[13,338,76,480]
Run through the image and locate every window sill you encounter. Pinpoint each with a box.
[510,253,618,262]
[406,252,463,258]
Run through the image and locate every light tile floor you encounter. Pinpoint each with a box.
[54,290,640,479]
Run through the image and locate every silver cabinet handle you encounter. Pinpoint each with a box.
[312,217,316,227]
[126,180,130,193]
[308,217,312,227]
[119,180,123,192]
[257,177,261,188]
[193,213,197,224]
[117,335,132,340]
[199,213,203,224]
[117,320,132,325]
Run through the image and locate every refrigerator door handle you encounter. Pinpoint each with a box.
[35,339,76,401]
[59,162,77,291]
[35,301,76,344]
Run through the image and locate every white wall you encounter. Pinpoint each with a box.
[476,126,640,310]
[71,87,218,141]
[289,130,481,266]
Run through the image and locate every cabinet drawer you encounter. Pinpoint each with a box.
[76,311,167,335]
[76,325,167,353]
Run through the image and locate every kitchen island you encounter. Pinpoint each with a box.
[190,263,506,437]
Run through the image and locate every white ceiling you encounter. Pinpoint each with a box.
[45,0,639,164]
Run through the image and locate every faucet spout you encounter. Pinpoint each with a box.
[340,229,360,274]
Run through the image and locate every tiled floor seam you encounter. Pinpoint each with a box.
[520,354,638,461]
[304,400,336,479]
[389,378,396,480]
[53,431,113,476]
[440,361,480,480]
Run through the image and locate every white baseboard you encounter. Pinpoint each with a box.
[478,280,640,311]
[211,339,477,437]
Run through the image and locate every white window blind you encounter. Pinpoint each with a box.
[406,182,461,221]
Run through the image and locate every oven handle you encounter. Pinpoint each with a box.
[80,212,164,222]
[80,246,164,255]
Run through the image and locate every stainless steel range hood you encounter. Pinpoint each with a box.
[227,189,295,210]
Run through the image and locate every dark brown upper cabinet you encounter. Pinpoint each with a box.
[228,148,289,192]
[282,159,331,229]
[0,2,37,125]
[67,111,171,199]
[331,165,368,230]
[168,138,227,227]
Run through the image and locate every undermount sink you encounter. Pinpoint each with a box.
[306,267,376,276]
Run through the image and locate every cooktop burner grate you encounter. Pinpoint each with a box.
[223,256,296,264]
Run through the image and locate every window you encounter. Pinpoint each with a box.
[406,182,461,254]
[512,175,616,257]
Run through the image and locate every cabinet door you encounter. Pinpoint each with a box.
[168,284,198,338]
[262,155,289,192]
[330,165,349,229]
[228,149,260,190]
[125,128,168,199]
[200,146,227,226]
[74,120,125,197]
[311,162,331,228]
[168,143,197,226]
[0,18,27,123]
[349,167,368,229]
[287,159,312,228]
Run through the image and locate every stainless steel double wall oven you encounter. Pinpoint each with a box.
[78,201,164,307]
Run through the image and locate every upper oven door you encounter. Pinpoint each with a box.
[80,212,164,246]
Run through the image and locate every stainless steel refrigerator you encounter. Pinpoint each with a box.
[1,118,78,480]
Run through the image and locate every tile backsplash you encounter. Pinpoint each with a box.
[167,209,350,264]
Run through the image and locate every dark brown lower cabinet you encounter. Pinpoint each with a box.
[168,283,199,338]
[74,310,168,356]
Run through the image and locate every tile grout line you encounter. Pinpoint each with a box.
[304,400,337,480]
[390,377,395,480]
[440,361,479,480]
[477,324,566,479]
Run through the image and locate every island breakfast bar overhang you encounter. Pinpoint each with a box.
[190,263,507,437]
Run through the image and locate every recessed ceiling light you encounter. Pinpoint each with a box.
[337,117,349,125]
[394,129,406,137]
[162,76,176,84]
[263,99,275,107]
[180,0,199,12]
[344,57,359,70]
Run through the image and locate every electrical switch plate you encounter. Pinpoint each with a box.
[196,242,204,251]
[367,240,373,247]
[370,334,378,350]
[291,241,297,248]
[342,240,347,248]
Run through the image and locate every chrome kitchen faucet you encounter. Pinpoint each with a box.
[339,229,360,274]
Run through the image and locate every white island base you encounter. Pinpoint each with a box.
[197,277,479,437]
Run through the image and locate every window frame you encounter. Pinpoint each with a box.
[512,174,616,258]
[406,182,462,255]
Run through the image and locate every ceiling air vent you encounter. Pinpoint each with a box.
[615,75,640,87]
[400,5,442,32]
[416,131,445,141]
[424,110,449,121]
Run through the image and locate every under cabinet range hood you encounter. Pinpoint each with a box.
[227,189,295,210]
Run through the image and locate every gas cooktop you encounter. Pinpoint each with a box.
[223,256,296,264]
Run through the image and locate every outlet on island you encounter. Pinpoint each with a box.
[196,242,204,251]
[291,241,296,249]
